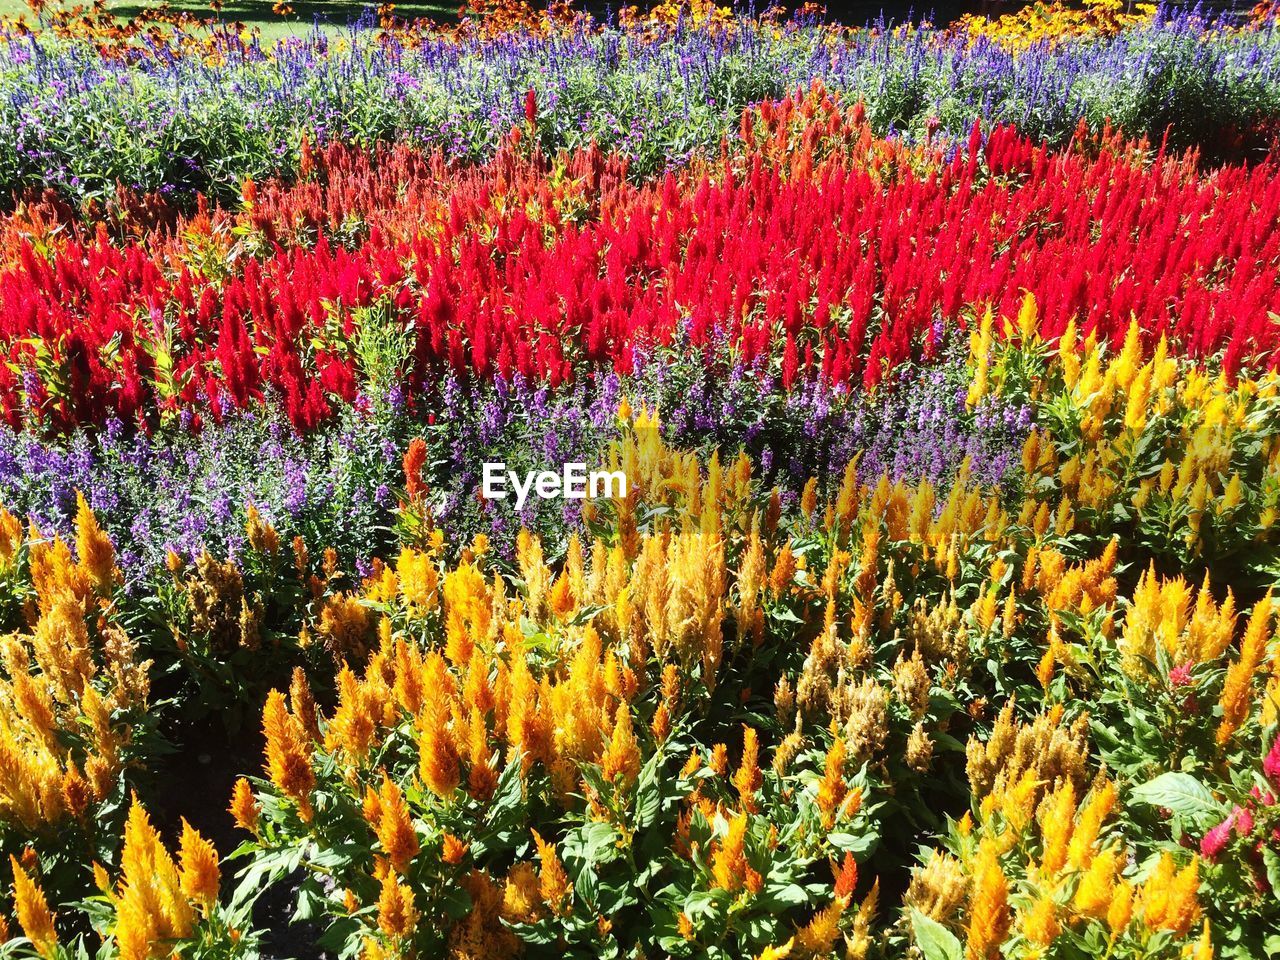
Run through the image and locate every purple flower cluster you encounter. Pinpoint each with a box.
[0,339,1031,580]
[0,6,1276,203]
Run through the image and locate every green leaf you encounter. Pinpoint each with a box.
[1129,773,1224,820]
[910,909,964,960]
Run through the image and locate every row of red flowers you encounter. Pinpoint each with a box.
[2,85,1279,432]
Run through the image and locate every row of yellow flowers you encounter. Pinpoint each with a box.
[3,302,1280,956]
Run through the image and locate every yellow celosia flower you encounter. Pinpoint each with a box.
[178,818,221,910]
[9,854,57,958]
[965,842,1011,960]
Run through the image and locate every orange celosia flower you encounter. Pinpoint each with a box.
[178,818,221,909]
[373,776,419,874]
[419,704,461,799]
[9,855,57,958]
[816,737,848,829]
[1140,853,1200,936]
[795,898,844,955]
[1216,594,1273,745]
[403,438,428,502]
[732,725,763,814]
[600,703,641,791]
[1074,848,1119,919]
[74,492,116,593]
[833,853,859,902]
[229,778,260,833]
[115,798,195,959]
[376,871,419,940]
[262,690,315,820]
[442,833,469,866]
[532,830,571,915]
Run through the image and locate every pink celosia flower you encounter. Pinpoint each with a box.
[1263,734,1280,790]
[1200,811,1235,860]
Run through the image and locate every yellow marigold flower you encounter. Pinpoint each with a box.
[178,818,221,909]
[229,777,260,833]
[532,830,571,915]
[9,855,57,958]
[75,491,117,592]
[373,776,419,874]
[262,690,315,820]
[376,871,419,940]
[965,842,1011,960]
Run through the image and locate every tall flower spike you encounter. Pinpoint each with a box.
[178,819,221,910]
[229,777,260,833]
[262,690,315,820]
[9,855,57,959]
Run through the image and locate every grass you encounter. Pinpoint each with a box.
[0,0,461,38]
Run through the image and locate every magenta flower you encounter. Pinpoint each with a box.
[1263,733,1280,791]
[1201,811,1236,860]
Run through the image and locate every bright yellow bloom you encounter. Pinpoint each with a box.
[965,842,1011,960]
[178,819,221,909]
[9,855,57,958]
